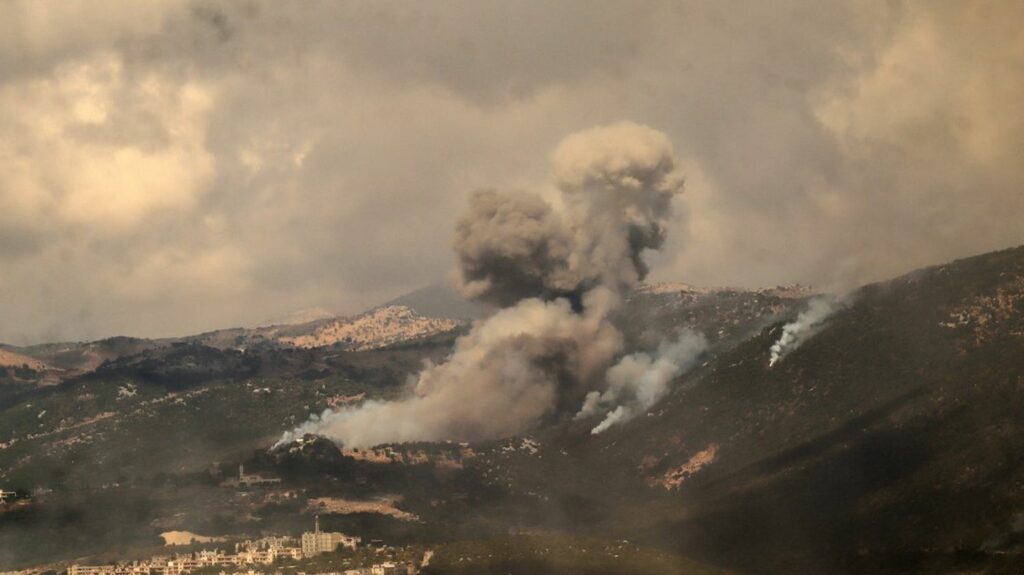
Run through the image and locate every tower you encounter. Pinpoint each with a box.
[314,514,320,534]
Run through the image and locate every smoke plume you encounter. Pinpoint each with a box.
[279,122,686,448]
[452,189,577,307]
[768,296,840,367]
[578,331,707,434]
[453,122,683,306]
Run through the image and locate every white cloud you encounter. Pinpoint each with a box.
[0,52,215,232]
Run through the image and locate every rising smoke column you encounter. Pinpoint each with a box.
[278,289,622,447]
[577,330,708,434]
[768,296,840,367]
[452,189,578,307]
[278,122,685,448]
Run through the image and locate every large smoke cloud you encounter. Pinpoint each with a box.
[279,122,688,448]
[453,123,682,307]
[452,189,577,307]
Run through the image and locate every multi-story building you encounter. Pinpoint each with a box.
[301,516,360,557]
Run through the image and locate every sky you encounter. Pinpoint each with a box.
[0,0,1021,344]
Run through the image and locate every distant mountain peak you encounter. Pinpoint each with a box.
[383,283,487,320]
[255,307,338,328]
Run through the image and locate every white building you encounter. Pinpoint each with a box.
[301,516,360,557]
[221,464,281,488]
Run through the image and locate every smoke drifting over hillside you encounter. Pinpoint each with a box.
[279,122,688,447]
[579,331,707,434]
[768,296,841,367]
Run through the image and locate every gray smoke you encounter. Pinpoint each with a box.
[453,122,683,306]
[452,189,577,307]
[768,296,840,367]
[279,122,686,448]
[578,330,707,434]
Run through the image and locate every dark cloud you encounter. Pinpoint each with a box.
[0,0,1021,343]
[453,189,576,307]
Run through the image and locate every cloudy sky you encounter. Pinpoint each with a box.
[0,0,1021,344]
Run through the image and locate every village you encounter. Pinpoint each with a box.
[0,462,431,575]
[62,516,421,575]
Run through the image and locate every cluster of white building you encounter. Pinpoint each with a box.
[67,540,306,575]
[69,548,265,575]
[66,518,414,575]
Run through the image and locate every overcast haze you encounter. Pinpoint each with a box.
[0,0,1021,344]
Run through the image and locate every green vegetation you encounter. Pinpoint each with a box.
[421,535,731,575]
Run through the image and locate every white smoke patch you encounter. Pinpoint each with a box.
[278,122,685,448]
[579,331,707,435]
[768,296,841,367]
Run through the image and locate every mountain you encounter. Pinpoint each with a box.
[9,337,162,377]
[276,305,462,351]
[255,307,338,328]
[183,304,465,353]
[1,305,465,382]
[0,278,807,570]
[465,246,1024,573]
[3,247,1024,573]
[384,283,488,320]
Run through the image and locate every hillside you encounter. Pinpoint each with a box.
[3,248,1024,573]
[0,280,804,570]
[277,306,461,350]
[420,535,732,575]
[0,349,49,372]
[0,348,62,387]
[383,283,488,321]
[476,246,1024,573]
[2,306,465,381]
